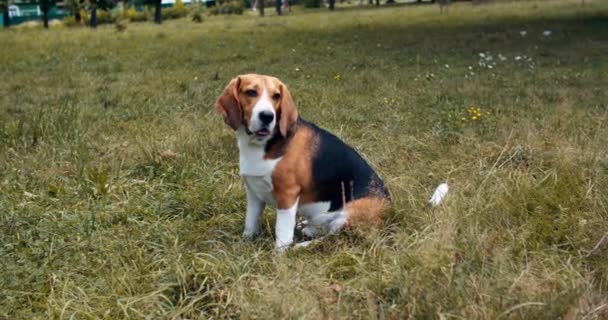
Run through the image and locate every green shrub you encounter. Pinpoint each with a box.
[174,0,187,12]
[132,9,150,22]
[74,9,120,26]
[118,5,149,23]
[209,0,244,15]
[80,9,89,25]
[132,11,149,22]
[190,6,204,23]
[302,0,320,7]
[124,6,135,19]
[96,10,117,24]
[115,19,128,31]
[62,15,78,27]
[162,8,181,19]
[162,0,188,20]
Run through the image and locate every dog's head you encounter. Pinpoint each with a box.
[214,74,298,142]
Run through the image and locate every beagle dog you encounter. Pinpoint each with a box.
[214,74,390,250]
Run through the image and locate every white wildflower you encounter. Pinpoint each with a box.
[23,191,36,198]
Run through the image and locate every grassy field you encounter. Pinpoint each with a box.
[1,0,608,318]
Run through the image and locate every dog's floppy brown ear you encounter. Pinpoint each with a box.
[278,83,298,137]
[214,77,242,130]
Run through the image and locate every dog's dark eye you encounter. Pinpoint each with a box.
[245,89,257,97]
[272,93,281,101]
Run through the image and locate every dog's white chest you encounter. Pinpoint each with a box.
[237,129,281,207]
[243,175,276,206]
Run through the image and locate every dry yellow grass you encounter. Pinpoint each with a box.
[1,0,608,318]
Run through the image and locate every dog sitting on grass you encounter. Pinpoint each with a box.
[214,74,390,251]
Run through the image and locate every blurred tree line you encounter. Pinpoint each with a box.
[0,0,456,30]
[0,0,169,28]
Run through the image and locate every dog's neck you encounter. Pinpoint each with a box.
[236,128,283,176]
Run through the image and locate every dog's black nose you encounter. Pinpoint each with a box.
[259,111,274,125]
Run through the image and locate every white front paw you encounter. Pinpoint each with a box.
[275,241,292,252]
[302,226,318,238]
[242,229,258,240]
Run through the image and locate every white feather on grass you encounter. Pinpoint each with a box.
[428,183,449,207]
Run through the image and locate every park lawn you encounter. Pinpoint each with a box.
[1,0,608,318]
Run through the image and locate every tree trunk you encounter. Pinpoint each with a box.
[41,0,50,29]
[375,0,379,6]
[90,4,97,28]
[154,0,162,24]
[3,9,9,28]
[258,0,264,17]
[386,0,394,3]
[75,10,81,23]
[43,10,48,28]
[328,0,334,10]
[275,0,281,15]
[368,0,372,4]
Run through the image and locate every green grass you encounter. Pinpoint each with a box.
[1,0,608,318]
